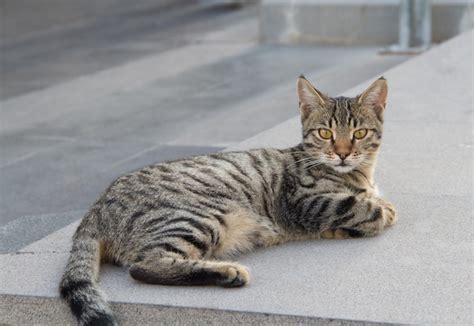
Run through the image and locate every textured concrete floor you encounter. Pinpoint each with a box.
[1,0,250,99]
[0,2,410,252]
[0,30,471,325]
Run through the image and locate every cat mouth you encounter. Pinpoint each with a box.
[333,164,354,173]
[336,160,351,167]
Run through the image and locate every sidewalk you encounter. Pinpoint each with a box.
[0,2,408,253]
[1,28,471,325]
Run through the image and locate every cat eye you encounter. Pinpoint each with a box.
[353,129,368,139]
[318,129,333,140]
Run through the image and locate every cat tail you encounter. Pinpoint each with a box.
[59,223,116,326]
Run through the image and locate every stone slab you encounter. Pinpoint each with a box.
[0,211,84,254]
[1,1,256,99]
[0,0,187,44]
[0,27,472,326]
[0,144,220,229]
[377,121,472,197]
[0,193,471,324]
[0,42,255,134]
[0,296,387,326]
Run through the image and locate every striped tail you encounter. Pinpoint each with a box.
[59,234,116,326]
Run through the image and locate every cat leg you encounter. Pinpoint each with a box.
[314,195,397,239]
[212,208,283,259]
[129,256,249,287]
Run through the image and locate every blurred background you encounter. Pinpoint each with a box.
[0,0,472,251]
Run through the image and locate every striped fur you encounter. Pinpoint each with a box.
[60,77,397,325]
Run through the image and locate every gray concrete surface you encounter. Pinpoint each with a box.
[0,1,256,99]
[1,293,386,326]
[0,29,471,325]
[260,0,474,45]
[0,0,186,44]
[0,2,410,252]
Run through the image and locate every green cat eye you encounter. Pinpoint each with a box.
[318,129,333,140]
[353,129,368,139]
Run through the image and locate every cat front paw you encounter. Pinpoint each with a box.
[383,205,397,226]
[374,198,397,227]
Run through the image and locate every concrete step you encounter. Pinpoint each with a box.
[260,0,474,45]
[0,30,471,325]
[0,12,409,250]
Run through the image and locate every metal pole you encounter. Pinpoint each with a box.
[414,0,432,48]
[382,0,431,54]
[398,0,412,50]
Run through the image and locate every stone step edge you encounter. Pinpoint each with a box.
[0,294,391,325]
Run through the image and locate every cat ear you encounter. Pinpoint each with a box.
[357,77,388,114]
[297,75,327,118]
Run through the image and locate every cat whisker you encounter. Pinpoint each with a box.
[288,157,315,167]
[304,163,323,169]
[290,150,309,154]
[302,160,324,170]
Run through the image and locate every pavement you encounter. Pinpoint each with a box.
[1,1,472,325]
[0,1,410,253]
[0,0,253,99]
[1,30,472,325]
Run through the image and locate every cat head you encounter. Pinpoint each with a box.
[297,76,387,173]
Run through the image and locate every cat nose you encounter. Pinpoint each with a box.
[334,141,352,160]
[336,151,350,160]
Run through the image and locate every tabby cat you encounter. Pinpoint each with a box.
[60,76,397,325]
